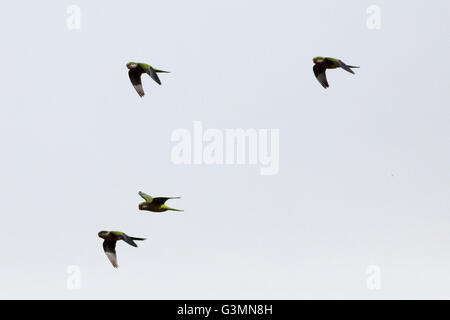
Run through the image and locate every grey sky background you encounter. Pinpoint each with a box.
[0,0,449,299]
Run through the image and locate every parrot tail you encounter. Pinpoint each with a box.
[161,204,184,212]
[153,68,170,73]
[130,237,146,241]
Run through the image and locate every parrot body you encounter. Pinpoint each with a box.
[126,62,169,97]
[138,191,183,213]
[98,230,145,268]
[312,57,359,88]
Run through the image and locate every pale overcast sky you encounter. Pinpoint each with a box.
[0,0,449,299]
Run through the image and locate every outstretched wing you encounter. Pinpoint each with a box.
[146,66,162,85]
[313,64,329,88]
[128,69,145,97]
[152,197,181,205]
[337,60,355,74]
[120,233,138,247]
[138,191,153,203]
[138,64,162,85]
[103,240,118,268]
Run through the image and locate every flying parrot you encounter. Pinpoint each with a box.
[98,230,146,268]
[313,57,359,88]
[138,191,183,213]
[126,62,169,97]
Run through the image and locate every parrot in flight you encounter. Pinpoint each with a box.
[98,230,145,268]
[313,57,359,88]
[138,191,183,213]
[126,62,169,97]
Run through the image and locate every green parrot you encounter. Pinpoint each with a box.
[313,57,359,88]
[98,230,146,268]
[126,62,169,97]
[138,191,183,213]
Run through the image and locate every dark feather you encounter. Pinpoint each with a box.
[128,69,145,97]
[152,197,181,205]
[337,60,358,74]
[313,64,329,88]
[144,66,162,85]
[120,233,138,247]
[103,240,118,268]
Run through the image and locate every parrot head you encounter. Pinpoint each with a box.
[127,62,138,69]
[98,231,109,239]
[313,56,324,64]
